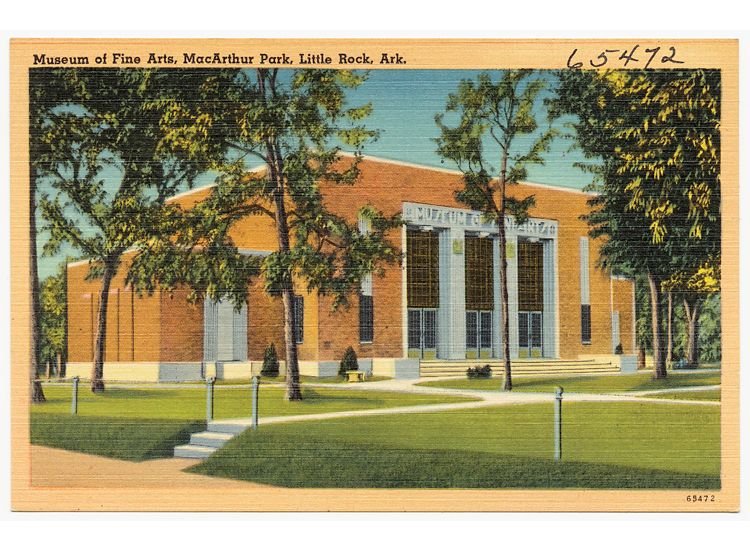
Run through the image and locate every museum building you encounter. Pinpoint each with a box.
[65,156,637,381]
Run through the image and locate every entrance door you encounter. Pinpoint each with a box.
[518,311,543,358]
[408,308,438,359]
[466,310,493,359]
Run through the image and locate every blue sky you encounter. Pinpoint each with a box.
[37,69,589,280]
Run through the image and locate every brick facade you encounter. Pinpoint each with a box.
[66,156,635,371]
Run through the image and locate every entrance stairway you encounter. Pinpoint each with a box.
[174,420,245,459]
[419,358,619,378]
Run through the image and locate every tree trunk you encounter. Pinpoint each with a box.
[281,289,302,400]
[647,272,667,379]
[683,296,703,369]
[29,166,45,403]
[90,261,116,393]
[498,154,512,391]
[57,351,65,379]
[46,357,53,379]
[260,71,302,401]
[665,291,673,366]
[637,347,646,370]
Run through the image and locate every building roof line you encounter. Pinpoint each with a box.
[165,152,594,203]
[337,151,596,196]
[166,164,267,203]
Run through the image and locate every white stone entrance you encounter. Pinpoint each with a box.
[402,202,559,360]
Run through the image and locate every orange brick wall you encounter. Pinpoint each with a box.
[247,278,286,361]
[160,289,204,362]
[67,255,168,364]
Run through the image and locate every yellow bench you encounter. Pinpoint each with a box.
[346,370,366,382]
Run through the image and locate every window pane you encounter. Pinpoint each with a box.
[465,236,494,310]
[531,312,542,348]
[518,240,544,311]
[480,311,493,348]
[292,295,304,344]
[466,311,478,349]
[581,304,591,344]
[408,309,422,349]
[407,230,440,308]
[518,312,529,348]
[423,309,437,349]
[359,294,374,343]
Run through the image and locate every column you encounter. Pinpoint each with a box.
[203,299,217,362]
[543,239,558,358]
[505,230,519,359]
[438,227,466,359]
[492,237,502,358]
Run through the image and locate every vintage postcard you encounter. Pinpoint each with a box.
[9,38,739,512]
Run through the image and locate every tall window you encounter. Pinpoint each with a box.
[359,294,374,343]
[292,295,304,344]
[406,229,439,308]
[581,304,591,344]
[465,236,494,310]
[518,240,544,311]
[579,237,591,344]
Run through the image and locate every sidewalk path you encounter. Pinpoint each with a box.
[210,377,719,431]
[30,445,261,489]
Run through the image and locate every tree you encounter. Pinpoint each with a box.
[39,264,68,378]
[550,69,720,379]
[129,69,400,401]
[435,70,555,391]
[261,343,280,377]
[35,68,228,392]
[339,346,358,377]
[28,69,68,402]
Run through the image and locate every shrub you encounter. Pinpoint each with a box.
[339,346,359,377]
[614,343,624,355]
[261,343,280,377]
[466,364,492,379]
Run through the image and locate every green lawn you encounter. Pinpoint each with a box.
[648,389,721,402]
[31,415,205,461]
[194,375,392,386]
[190,401,720,489]
[31,384,476,461]
[417,371,720,394]
[33,384,476,420]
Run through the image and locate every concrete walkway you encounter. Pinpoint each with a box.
[209,378,721,431]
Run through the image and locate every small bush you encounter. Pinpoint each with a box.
[466,365,492,379]
[614,343,623,355]
[261,343,280,377]
[339,346,359,377]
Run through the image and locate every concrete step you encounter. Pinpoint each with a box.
[174,444,218,459]
[189,431,235,448]
[206,421,250,435]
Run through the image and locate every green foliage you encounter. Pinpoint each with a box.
[550,69,721,280]
[435,70,556,223]
[133,69,401,310]
[39,264,67,368]
[466,365,492,379]
[35,68,231,266]
[671,293,722,363]
[261,343,280,377]
[339,346,359,376]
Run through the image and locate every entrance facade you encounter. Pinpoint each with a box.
[402,202,559,361]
